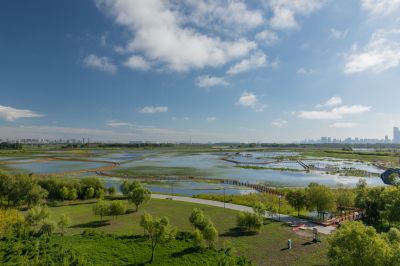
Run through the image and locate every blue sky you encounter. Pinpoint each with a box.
[1,0,400,143]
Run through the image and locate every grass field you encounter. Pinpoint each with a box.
[48,198,328,266]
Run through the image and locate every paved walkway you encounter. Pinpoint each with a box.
[152,194,336,235]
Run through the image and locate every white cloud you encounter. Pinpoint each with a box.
[345,29,400,74]
[206,117,217,122]
[227,51,267,75]
[297,67,316,74]
[139,106,169,114]
[330,122,358,128]
[361,0,400,15]
[329,28,348,39]
[236,91,267,112]
[105,120,134,127]
[255,30,279,46]
[183,0,264,32]
[316,96,343,108]
[271,119,287,127]
[83,54,117,74]
[124,55,152,71]
[266,0,324,30]
[0,105,43,121]
[96,0,257,72]
[299,105,371,120]
[195,75,228,88]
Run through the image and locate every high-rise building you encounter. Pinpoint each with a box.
[393,127,400,143]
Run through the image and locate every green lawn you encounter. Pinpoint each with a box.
[49,198,328,266]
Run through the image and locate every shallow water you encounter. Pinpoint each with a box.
[0,151,385,188]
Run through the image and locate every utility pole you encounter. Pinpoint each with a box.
[223,187,226,208]
[278,194,282,222]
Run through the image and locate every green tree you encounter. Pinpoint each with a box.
[26,185,48,207]
[237,212,263,233]
[107,186,116,196]
[57,214,71,236]
[68,188,78,200]
[336,186,355,212]
[328,221,392,266]
[306,183,335,219]
[84,187,95,199]
[59,186,69,201]
[189,208,207,231]
[128,186,151,211]
[140,213,174,263]
[286,189,307,216]
[26,205,50,227]
[109,200,127,219]
[120,180,141,195]
[252,202,266,217]
[92,200,110,222]
[202,222,218,248]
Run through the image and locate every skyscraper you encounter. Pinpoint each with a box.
[393,127,400,143]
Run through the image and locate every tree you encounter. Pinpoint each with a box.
[26,184,48,207]
[189,208,207,230]
[92,200,110,222]
[306,183,335,219]
[120,180,141,195]
[336,186,355,212]
[109,200,127,219]
[328,221,392,266]
[286,189,307,216]
[0,209,25,237]
[252,202,266,217]
[26,205,50,227]
[84,187,95,199]
[140,213,174,263]
[57,214,71,236]
[128,186,151,211]
[68,188,78,200]
[59,186,69,201]
[237,212,263,233]
[107,187,116,196]
[38,220,57,236]
[202,222,218,248]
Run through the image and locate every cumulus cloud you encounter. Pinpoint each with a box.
[96,0,257,72]
[236,91,267,112]
[299,105,371,120]
[271,118,287,127]
[361,0,400,15]
[124,55,152,71]
[266,0,324,30]
[329,28,349,39]
[255,30,279,46]
[227,51,267,75]
[139,106,169,114]
[344,29,400,74]
[83,54,117,74]
[182,0,264,32]
[330,122,358,128]
[316,96,343,108]
[195,75,228,88]
[0,105,43,121]
[206,116,217,122]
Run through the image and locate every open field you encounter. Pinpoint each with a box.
[48,198,328,266]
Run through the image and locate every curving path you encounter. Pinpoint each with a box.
[152,194,336,235]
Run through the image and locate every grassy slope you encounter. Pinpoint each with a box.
[49,198,328,266]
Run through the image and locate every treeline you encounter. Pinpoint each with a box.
[0,171,110,208]
[0,142,22,150]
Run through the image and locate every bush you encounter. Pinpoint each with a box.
[237,212,263,233]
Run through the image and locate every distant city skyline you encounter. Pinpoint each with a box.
[1,1,400,142]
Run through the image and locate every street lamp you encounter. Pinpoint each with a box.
[278,194,282,222]
[223,187,226,209]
